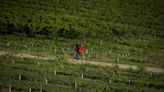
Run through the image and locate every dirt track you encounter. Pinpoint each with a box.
[0,51,164,73]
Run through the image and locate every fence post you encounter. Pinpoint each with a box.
[29,88,31,92]
[74,83,77,88]
[81,74,83,79]
[45,78,48,85]
[19,74,21,81]
[54,70,56,76]
[128,80,131,85]
[40,87,42,92]
[12,59,15,64]
[7,42,9,47]
[9,86,11,92]
[37,61,40,67]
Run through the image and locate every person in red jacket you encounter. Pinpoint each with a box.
[75,43,84,60]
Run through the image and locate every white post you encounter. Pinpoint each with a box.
[45,78,48,85]
[113,72,115,76]
[122,54,124,58]
[117,57,119,62]
[109,51,111,54]
[104,53,107,56]
[9,86,11,92]
[43,46,45,50]
[67,48,70,51]
[62,47,64,52]
[91,48,93,51]
[128,80,131,85]
[74,83,77,88]
[29,88,31,92]
[81,74,83,79]
[99,40,103,45]
[54,70,56,76]
[109,79,112,84]
[37,61,40,67]
[21,54,23,60]
[86,49,88,54]
[7,43,9,46]
[40,88,42,92]
[54,48,56,54]
[25,45,27,49]
[19,74,21,81]
[125,54,127,58]
[12,59,15,64]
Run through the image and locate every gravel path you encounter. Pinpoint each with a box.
[0,51,164,73]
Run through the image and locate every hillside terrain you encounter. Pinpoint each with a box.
[0,0,164,92]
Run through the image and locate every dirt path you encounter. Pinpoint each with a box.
[0,51,164,73]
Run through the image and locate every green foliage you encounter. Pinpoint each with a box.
[0,0,164,39]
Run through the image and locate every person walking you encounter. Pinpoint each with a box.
[74,43,84,60]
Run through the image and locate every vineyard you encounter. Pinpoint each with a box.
[0,0,164,92]
[0,0,164,39]
[0,52,164,92]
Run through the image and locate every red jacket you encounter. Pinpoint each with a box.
[75,46,84,54]
[79,47,84,54]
